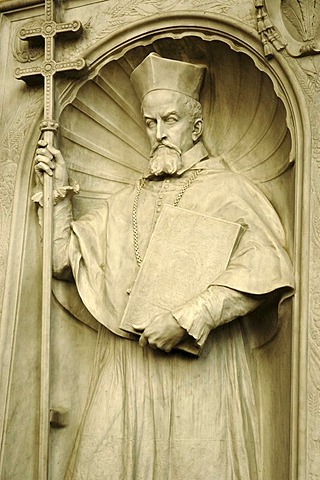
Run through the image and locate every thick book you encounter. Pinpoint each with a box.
[120,205,243,355]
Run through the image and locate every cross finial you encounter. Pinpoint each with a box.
[15,0,85,84]
[15,0,86,133]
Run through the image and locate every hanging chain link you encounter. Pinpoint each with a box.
[132,169,202,267]
[132,178,146,267]
[172,169,202,207]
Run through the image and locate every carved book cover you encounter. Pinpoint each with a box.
[120,205,243,355]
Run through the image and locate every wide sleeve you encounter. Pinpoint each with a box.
[68,203,110,326]
[32,178,79,279]
[173,172,295,347]
[52,198,74,279]
[173,286,264,347]
[212,177,294,295]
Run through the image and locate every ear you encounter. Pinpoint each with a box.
[192,119,203,142]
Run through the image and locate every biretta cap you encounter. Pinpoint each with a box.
[131,53,206,101]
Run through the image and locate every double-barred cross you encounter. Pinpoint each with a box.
[15,0,86,132]
[14,2,86,479]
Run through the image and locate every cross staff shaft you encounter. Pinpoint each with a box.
[14,2,85,479]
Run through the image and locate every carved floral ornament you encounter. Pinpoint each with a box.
[257,0,320,57]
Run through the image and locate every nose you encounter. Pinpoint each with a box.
[156,119,167,142]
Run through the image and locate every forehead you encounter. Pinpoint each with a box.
[142,90,187,116]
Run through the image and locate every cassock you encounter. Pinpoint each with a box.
[52,142,294,479]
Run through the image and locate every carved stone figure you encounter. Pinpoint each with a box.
[34,53,294,479]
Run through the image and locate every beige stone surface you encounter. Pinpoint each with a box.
[0,1,317,479]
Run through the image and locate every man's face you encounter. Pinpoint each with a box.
[142,90,198,175]
[142,90,195,153]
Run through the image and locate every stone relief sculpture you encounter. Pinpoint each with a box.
[33,48,294,479]
[263,0,320,57]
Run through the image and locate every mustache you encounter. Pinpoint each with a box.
[150,139,182,158]
[148,141,183,176]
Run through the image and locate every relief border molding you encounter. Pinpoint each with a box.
[273,47,320,479]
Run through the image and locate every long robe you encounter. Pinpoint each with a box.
[60,142,294,479]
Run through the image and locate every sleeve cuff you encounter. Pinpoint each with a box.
[172,296,212,348]
[172,286,264,348]
[31,178,80,206]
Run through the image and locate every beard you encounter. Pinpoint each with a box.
[148,140,182,176]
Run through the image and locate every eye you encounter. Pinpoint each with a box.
[165,115,179,125]
[145,119,156,129]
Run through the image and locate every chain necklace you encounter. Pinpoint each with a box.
[132,169,202,267]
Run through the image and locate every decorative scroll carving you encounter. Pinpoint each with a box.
[12,19,44,64]
[1,89,42,168]
[0,89,42,312]
[56,1,256,63]
[285,50,320,478]
[309,258,320,477]
[281,55,320,104]
[84,0,256,38]
[281,0,320,54]
[264,0,320,57]
[309,116,320,477]
[0,166,16,288]
[12,2,257,68]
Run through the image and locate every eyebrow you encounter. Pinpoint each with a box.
[164,110,179,118]
[143,110,180,119]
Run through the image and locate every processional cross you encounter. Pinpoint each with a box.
[15,1,86,478]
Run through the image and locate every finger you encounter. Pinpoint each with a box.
[46,144,64,164]
[38,139,48,148]
[35,162,53,176]
[154,340,172,353]
[35,154,55,168]
[162,344,173,353]
[35,157,52,169]
[36,148,53,160]
[139,334,148,348]
[145,335,160,350]
[159,343,172,353]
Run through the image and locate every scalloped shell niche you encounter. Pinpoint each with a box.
[59,37,294,253]
[56,35,295,480]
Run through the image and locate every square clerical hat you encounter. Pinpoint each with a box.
[131,53,206,101]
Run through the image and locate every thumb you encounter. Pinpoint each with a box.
[46,144,65,164]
